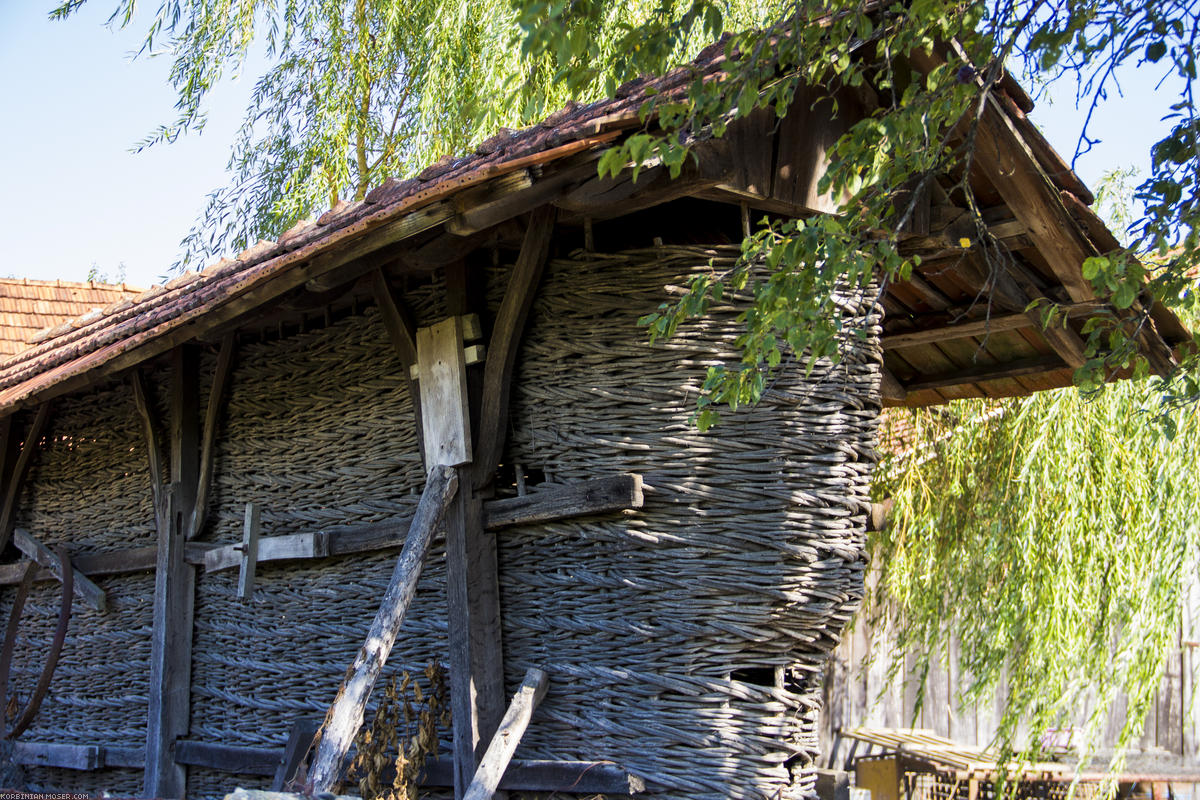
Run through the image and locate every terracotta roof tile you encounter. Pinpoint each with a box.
[0,278,142,359]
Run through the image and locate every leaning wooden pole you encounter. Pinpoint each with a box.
[463,668,549,800]
[308,464,459,792]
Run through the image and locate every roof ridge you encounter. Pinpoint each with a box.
[0,276,143,293]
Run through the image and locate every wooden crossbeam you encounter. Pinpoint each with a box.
[12,529,106,611]
[903,355,1063,393]
[308,465,459,792]
[0,474,647,584]
[5,738,647,794]
[464,668,549,800]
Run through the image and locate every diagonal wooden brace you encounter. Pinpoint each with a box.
[307,465,459,792]
[13,528,106,612]
[463,668,549,800]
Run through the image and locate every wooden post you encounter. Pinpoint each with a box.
[462,668,549,800]
[145,346,200,799]
[308,465,459,792]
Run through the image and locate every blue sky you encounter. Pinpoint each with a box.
[0,3,1183,289]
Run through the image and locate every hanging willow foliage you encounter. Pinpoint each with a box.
[868,378,1200,773]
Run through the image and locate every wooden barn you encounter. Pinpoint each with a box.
[0,38,1190,800]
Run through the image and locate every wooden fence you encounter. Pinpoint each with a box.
[822,573,1200,769]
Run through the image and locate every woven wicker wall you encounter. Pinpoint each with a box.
[4,381,157,796]
[1,244,879,800]
[496,246,881,800]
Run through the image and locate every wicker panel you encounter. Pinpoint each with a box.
[6,382,155,751]
[497,246,881,800]
[190,306,449,758]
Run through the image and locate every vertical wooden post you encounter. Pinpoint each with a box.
[144,346,200,799]
[445,488,506,800]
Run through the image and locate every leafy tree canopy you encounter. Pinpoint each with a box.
[53,0,1200,773]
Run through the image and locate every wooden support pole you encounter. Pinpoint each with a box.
[0,402,51,551]
[308,465,459,793]
[463,668,549,800]
[145,346,200,799]
[12,529,106,611]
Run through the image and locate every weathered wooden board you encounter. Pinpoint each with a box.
[176,740,282,776]
[464,668,549,800]
[484,474,643,529]
[205,531,327,573]
[416,317,472,469]
[238,502,261,600]
[12,528,107,611]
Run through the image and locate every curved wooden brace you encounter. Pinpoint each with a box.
[1,547,74,739]
[0,562,36,723]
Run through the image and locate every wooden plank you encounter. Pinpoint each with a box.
[884,313,1032,349]
[12,528,107,612]
[464,668,550,800]
[272,719,321,790]
[12,741,101,771]
[227,789,360,800]
[205,531,328,573]
[484,474,643,529]
[472,206,556,486]
[190,332,237,539]
[0,402,51,551]
[145,345,200,800]
[0,543,215,585]
[771,85,860,214]
[238,502,261,601]
[308,465,459,792]
[723,105,778,198]
[416,317,473,469]
[175,740,282,777]
[903,355,1062,394]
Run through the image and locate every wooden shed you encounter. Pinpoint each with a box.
[0,38,1188,800]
